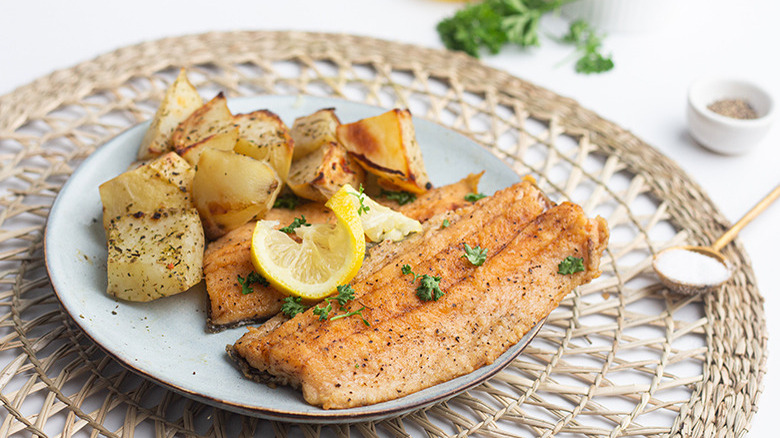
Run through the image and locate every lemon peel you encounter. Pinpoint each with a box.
[250,186,365,300]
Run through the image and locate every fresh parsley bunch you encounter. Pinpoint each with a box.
[437,0,552,57]
[437,0,614,74]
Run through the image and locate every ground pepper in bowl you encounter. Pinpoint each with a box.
[707,99,759,119]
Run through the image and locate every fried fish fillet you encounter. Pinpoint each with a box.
[202,202,332,331]
[230,180,606,409]
[204,174,484,331]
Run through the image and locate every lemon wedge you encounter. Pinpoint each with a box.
[343,184,422,242]
[250,186,365,300]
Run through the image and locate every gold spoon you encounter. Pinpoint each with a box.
[653,182,780,295]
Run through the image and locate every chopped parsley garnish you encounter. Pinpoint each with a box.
[312,302,333,321]
[416,275,444,302]
[333,284,356,306]
[464,192,487,203]
[281,296,308,317]
[330,306,370,326]
[402,265,445,302]
[273,193,303,210]
[558,256,585,275]
[380,189,417,206]
[237,271,269,294]
[402,264,422,281]
[279,215,311,234]
[462,243,488,266]
[442,219,450,228]
[304,284,370,325]
[351,184,370,215]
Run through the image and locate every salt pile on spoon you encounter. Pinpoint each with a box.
[654,248,731,286]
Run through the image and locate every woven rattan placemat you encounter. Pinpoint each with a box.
[0,31,766,437]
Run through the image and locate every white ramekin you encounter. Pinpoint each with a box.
[561,0,682,33]
[686,78,775,155]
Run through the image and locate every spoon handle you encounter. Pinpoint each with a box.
[712,183,780,251]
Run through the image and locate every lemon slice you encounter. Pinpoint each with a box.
[250,186,365,300]
[343,184,422,242]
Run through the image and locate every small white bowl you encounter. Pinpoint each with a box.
[687,78,775,155]
[561,0,681,33]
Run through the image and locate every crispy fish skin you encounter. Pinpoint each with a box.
[231,181,595,409]
[379,171,482,223]
[204,175,487,331]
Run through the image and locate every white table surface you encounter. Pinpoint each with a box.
[2,0,778,435]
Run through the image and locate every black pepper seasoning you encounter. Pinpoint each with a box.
[707,99,759,120]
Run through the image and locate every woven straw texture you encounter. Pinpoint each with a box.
[0,31,766,437]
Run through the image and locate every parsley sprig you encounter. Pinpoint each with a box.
[351,184,370,216]
[437,0,613,74]
[462,243,488,267]
[380,189,417,206]
[281,296,308,316]
[417,275,444,302]
[558,255,585,275]
[465,192,487,203]
[402,264,445,302]
[237,271,269,294]
[402,264,422,281]
[330,306,368,322]
[279,215,311,234]
[280,285,369,326]
[274,193,303,210]
[559,20,614,74]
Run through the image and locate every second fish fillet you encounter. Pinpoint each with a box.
[230,180,606,409]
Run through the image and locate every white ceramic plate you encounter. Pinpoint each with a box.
[44,95,542,423]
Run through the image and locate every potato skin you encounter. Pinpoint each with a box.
[106,208,204,302]
[287,141,365,202]
[137,68,203,160]
[336,109,431,194]
[171,92,234,151]
[291,108,341,161]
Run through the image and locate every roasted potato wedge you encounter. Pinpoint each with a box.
[171,92,234,151]
[287,141,365,202]
[106,208,204,302]
[99,152,195,229]
[290,108,340,160]
[232,110,294,182]
[337,109,431,194]
[176,126,239,167]
[192,149,282,240]
[137,69,203,160]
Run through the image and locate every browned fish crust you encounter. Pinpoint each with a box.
[204,176,487,331]
[231,181,600,409]
[382,171,482,223]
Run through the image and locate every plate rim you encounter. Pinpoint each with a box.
[44,94,544,423]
